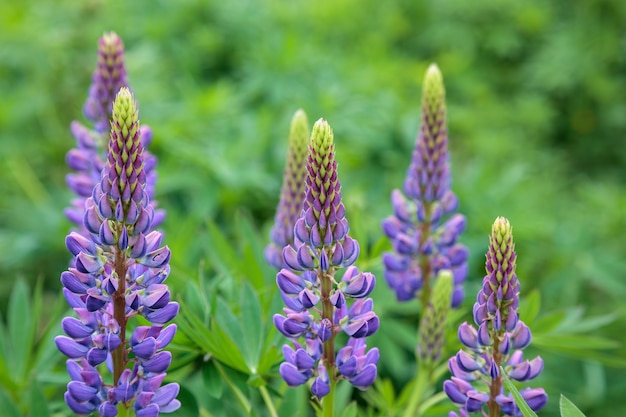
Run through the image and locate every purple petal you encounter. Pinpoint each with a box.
[55,336,89,358]
[350,363,377,389]
[142,351,172,373]
[279,362,309,386]
[152,383,180,407]
[67,381,98,402]
[136,404,159,417]
[64,391,97,414]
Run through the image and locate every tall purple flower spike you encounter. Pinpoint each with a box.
[56,88,180,417]
[444,217,547,417]
[382,64,467,307]
[274,119,379,399]
[65,32,164,237]
[265,109,310,269]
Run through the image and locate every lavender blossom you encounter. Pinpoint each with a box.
[66,32,163,237]
[382,64,467,307]
[444,217,547,417]
[265,109,310,269]
[273,119,379,399]
[56,88,179,416]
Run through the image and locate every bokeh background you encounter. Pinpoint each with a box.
[0,0,625,416]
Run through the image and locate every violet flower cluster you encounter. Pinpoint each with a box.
[265,109,310,269]
[382,64,467,307]
[55,88,180,416]
[273,118,379,399]
[66,32,163,238]
[444,217,547,417]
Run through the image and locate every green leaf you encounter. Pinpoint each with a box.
[173,384,200,417]
[0,389,21,417]
[28,379,50,417]
[500,366,538,417]
[560,394,587,417]
[202,360,224,399]
[205,218,243,281]
[518,289,541,325]
[532,334,619,350]
[8,279,33,381]
[240,282,263,374]
[339,401,358,417]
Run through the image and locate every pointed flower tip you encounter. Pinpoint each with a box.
[289,109,310,149]
[311,118,334,153]
[102,31,122,47]
[424,63,444,94]
[426,63,442,79]
[493,216,512,236]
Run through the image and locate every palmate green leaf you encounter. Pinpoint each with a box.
[202,360,224,399]
[339,401,358,417]
[500,366,538,417]
[240,282,263,374]
[205,218,244,281]
[28,378,50,417]
[177,300,249,373]
[560,394,587,417]
[8,279,34,381]
[518,289,541,325]
[235,212,276,291]
[0,389,21,417]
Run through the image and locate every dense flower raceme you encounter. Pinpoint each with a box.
[417,270,453,367]
[265,109,310,269]
[444,217,547,417]
[55,88,180,416]
[273,119,379,399]
[382,64,467,307]
[66,32,163,237]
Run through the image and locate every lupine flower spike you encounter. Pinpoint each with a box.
[444,217,547,417]
[66,32,163,237]
[382,64,467,307]
[273,119,380,404]
[417,270,453,368]
[265,109,310,269]
[56,88,180,416]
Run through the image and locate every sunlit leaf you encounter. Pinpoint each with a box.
[560,394,587,417]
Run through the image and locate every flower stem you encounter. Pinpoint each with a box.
[488,335,503,417]
[323,377,336,417]
[403,365,430,417]
[112,242,128,384]
[418,202,433,308]
[259,385,279,417]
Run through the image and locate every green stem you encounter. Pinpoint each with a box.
[402,366,430,417]
[323,377,336,417]
[259,385,279,417]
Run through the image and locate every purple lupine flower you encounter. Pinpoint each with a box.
[444,217,547,417]
[382,64,467,307]
[274,119,379,399]
[265,109,310,269]
[56,88,179,416]
[65,32,163,237]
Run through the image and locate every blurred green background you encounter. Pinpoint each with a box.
[0,0,625,416]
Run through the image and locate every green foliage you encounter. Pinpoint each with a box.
[0,0,625,416]
[560,395,587,417]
